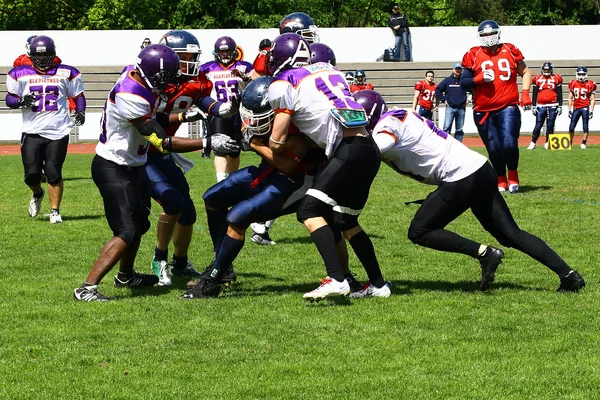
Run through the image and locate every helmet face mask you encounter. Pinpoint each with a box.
[355,70,366,85]
[214,36,238,66]
[576,67,588,82]
[240,76,276,136]
[477,20,501,48]
[279,12,319,43]
[345,72,355,86]
[29,35,56,71]
[135,44,182,92]
[542,62,553,77]
[159,30,202,76]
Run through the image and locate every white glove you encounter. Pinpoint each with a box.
[557,106,562,116]
[532,107,538,116]
[483,69,494,83]
[210,133,239,154]
[179,106,207,123]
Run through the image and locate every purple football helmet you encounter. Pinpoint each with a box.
[279,12,319,43]
[214,36,238,66]
[28,35,56,71]
[352,90,388,132]
[269,33,311,76]
[135,44,182,92]
[309,43,336,66]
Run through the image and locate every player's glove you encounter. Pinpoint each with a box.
[74,111,85,126]
[210,133,239,154]
[179,106,207,123]
[229,94,241,114]
[568,110,573,119]
[532,106,538,116]
[241,130,256,152]
[142,132,169,154]
[18,94,36,108]
[520,90,532,110]
[557,106,562,116]
[590,112,594,120]
[483,69,494,83]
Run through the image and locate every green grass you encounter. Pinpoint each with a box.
[0,146,599,399]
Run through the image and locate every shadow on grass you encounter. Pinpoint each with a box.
[276,232,385,245]
[63,176,92,181]
[392,279,540,294]
[511,185,552,193]
[64,215,104,221]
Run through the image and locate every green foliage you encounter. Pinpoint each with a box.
[0,146,600,398]
[0,0,597,30]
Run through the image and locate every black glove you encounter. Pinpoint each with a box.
[18,94,35,108]
[589,112,593,120]
[568,110,573,119]
[74,111,85,126]
[229,94,241,115]
[210,133,240,154]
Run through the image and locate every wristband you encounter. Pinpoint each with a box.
[179,113,185,123]
[269,137,286,145]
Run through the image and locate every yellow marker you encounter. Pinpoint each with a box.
[548,133,572,150]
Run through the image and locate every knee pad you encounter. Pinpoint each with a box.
[407,223,424,245]
[24,172,42,186]
[43,163,62,185]
[177,198,197,226]
[156,187,185,216]
[226,202,253,229]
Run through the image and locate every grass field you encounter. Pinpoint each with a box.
[0,146,599,399]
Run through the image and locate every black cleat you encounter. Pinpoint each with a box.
[344,272,364,293]
[170,261,202,278]
[181,277,221,299]
[478,246,504,291]
[557,270,586,292]
[114,269,159,288]
[74,284,112,302]
[188,262,237,288]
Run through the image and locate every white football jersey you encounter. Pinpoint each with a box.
[6,64,84,140]
[95,66,159,167]
[373,109,487,185]
[200,60,253,104]
[269,63,363,157]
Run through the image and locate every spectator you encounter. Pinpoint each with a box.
[436,63,468,142]
[568,67,596,149]
[140,38,151,49]
[6,35,86,224]
[460,20,532,193]
[412,70,438,120]
[387,5,410,62]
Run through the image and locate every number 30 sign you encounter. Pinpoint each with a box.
[548,133,572,150]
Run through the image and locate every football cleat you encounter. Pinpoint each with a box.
[49,210,63,224]
[250,230,276,245]
[544,142,549,150]
[508,170,520,193]
[344,272,364,293]
[557,270,585,292]
[170,260,202,278]
[497,176,508,192]
[181,277,221,299]
[303,277,350,302]
[28,188,44,217]
[114,269,159,288]
[478,246,504,291]
[581,143,587,149]
[526,142,536,150]
[188,262,237,288]
[151,259,172,286]
[74,284,112,302]
[349,281,392,298]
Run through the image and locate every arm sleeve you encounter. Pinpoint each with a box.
[460,69,476,90]
[532,85,538,106]
[74,94,86,112]
[373,131,396,154]
[435,79,446,103]
[6,93,21,108]
[556,85,563,105]
[387,15,395,29]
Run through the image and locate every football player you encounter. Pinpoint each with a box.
[279,12,319,43]
[6,35,86,224]
[73,44,239,302]
[568,67,596,149]
[460,20,532,193]
[345,71,355,87]
[146,30,243,286]
[267,33,388,301]
[355,89,585,293]
[528,62,563,150]
[411,70,438,120]
[349,69,374,93]
[201,36,254,181]
[250,38,272,79]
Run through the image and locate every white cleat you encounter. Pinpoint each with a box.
[303,277,350,302]
[349,281,392,298]
[526,142,536,150]
[508,183,520,193]
[28,188,44,217]
[581,143,587,149]
[543,142,548,150]
[151,259,172,286]
[49,210,63,224]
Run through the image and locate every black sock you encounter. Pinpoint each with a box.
[310,225,344,282]
[172,255,188,269]
[582,139,587,145]
[213,235,244,281]
[206,208,228,254]
[33,190,44,198]
[348,230,385,288]
[51,208,59,213]
[154,247,168,261]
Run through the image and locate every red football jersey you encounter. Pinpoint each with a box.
[461,43,524,112]
[532,74,562,106]
[151,73,213,154]
[568,79,597,109]
[414,80,436,109]
[349,83,374,93]
[252,49,270,75]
